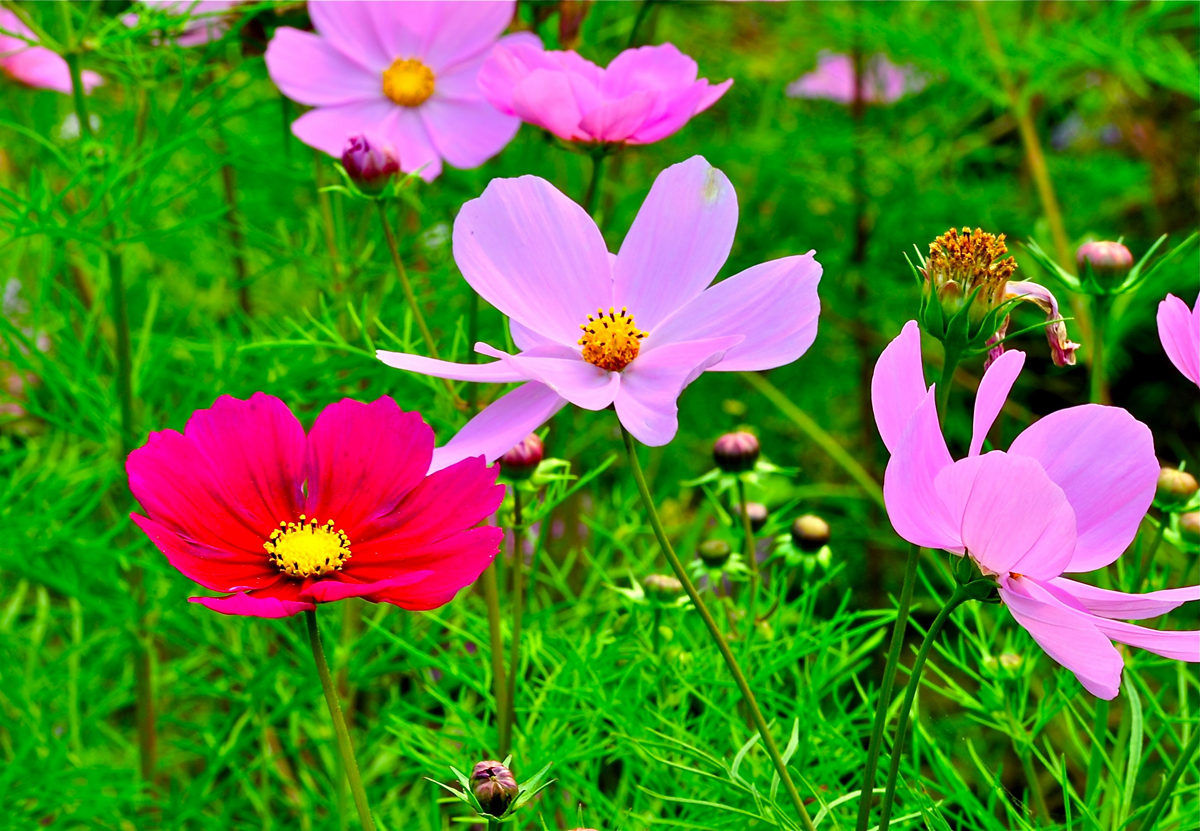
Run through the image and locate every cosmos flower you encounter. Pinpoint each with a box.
[0,7,102,95]
[873,321,1199,698]
[478,40,731,145]
[264,0,527,182]
[1156,293,1199,388]
[124,1,242,48]
[379,156,821,469]
[127,394,504,618]
[786,51,922,105]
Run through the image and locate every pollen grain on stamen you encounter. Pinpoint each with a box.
[578,306,646,372]
[264,515,351,579]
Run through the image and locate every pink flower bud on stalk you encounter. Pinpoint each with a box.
[341,135,399,195]
[1179,512,1200,545]
[1076,240,1134,285]
[471,761,518,817]
[713,430,760,473]
[499,434,544,480]
[790,514,831,553]
[1157,467,1199,507]
[738,501,769,532]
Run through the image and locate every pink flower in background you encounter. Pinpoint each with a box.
[265,1,526,182]
[124,1,242,48]
[379,156,821,468]
[1157,293,1199,388]
[873,321,1199,698]
[128,394,504,618]
[479,40,731,145]
[0,8,102,95]
[786,51,921,105]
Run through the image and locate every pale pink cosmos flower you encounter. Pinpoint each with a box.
[874,321,1199,699]
[478,39,731,145]
[1156,293,1200,388]
[124,1,242,48]
[0,8,102,95]
[265,1,527,182]
[786,51,922,105]
[379,156,822,470]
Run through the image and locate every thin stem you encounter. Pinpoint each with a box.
[376,202,440,360]
[877,587,972,831]
[487,819,501,831]
[737,478,761,648]
[620,426,817,831]
[482,562,509,756]
[1138,726,1200,830]
[582,151,607,218]
[314,152,344,287]
[626,0,655,48]
[467,291,480,412]
[304,610,376,831]
[504,489,526,758]
[1089,295,1111,405]
[1134,517,1168,591]
[935,346,961,423]
[1016,741,1050,821]
[855,543,921,831]
[219,161,252,316]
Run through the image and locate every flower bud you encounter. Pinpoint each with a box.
[697,539,732,568]
[1076,240,1133,280]
[500,434,544,480]
[1179,512,1200,545]
[737,501,768,532]
[998,652,1023,671]
[790,514,830,553]
[1156,466,1198,507]
[471,761,518,817]
[643,573,684,601]
[713,431,760,473]
[341,134,399,194]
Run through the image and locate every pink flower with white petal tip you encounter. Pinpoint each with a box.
[0,8,102,95]
[379,156,822,470]
[265,1,529,182]
[873,321,1200,699]
[1156,293,1200,388]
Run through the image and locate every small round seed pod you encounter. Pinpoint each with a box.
[1157,466,1198,507]
[643,573,684,601]
[790,514,830,553]
[713,431,760,473]
[697,539,732,568]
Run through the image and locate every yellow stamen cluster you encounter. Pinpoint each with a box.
[923,227,1017,309]
[578,307,646,372]
[382,57,436,107]
[264,516,351,578]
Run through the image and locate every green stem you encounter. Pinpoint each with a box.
[482,562,509,756]
[220,161,252,317]
[304,610,376,831]
[504,489,525,758]
[467,292,480,412]
[1016,741,1050,821]
[582,151,607,218]
[1138,726,1200,830]
[1134,517,1168,591]
[376,202,439,360]
[626,0,654,48]
[877,586,971,831]
[737,478,761,647]
[1085,699,1110,807]
[935,347,961,423]
[1089,295,1111,405]
[855,544,921,831]
[620,427,817,831]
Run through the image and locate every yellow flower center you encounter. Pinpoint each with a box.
[578,307,646,372]
[264,516,351,578]
[382,58,435,107]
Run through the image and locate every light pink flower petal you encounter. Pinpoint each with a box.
[650,253,821,371]
[882,388,958,550]
[478,344,620,411]
[612,156,738,331]
[509,319,555,351]
[289,99,396,158]
[1050,577,1200,620]
[999,577,1124,699]
[379,0,515,74]
[420,94,520,169]
[577,90,656,143]
[1092,617,1200,663]
[377,350,527,383]
[601,43,699,97]
[871,320,929,455]
[264,27,380,107]
[934,452,1076,579]
[631,78,732,144]
[0,8,103,96]
[432,31,540,100]
[1008,404,1158,572]
[300,570,433,603]
[969,349,1025,457]
[132,515,280,593]
[1005,280,1080,367]
[431,382,567,471]
[509,68,589,140]
[478,39,552,116]
[614,337,740,446]
[189,591,314,618]
[1156,293,1200,387]
[452,175,612,347]
[307,1,393,71]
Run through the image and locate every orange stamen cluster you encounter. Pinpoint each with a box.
[265,515,351,578]
[578,307,646,372]
[923,227,1017,308]
[382,58,435,107]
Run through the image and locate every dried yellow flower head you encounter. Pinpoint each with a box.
[922,227,1018,314]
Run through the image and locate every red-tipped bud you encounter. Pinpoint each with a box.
[713,431,760,473]
[471,761,518,817]
[1180,512,1200,545]
[1157,466,1198,507]
[341,134,399,193]
[499,434,543,479]
[1076,241,1133,279]
[790,514,830,553]
[737,501,769,532]
[697,539,732,568]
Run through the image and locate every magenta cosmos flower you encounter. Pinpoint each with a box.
[125,1,242,47]
[1157,293,1199,388]
[265,1,527,182]
[786,51,922,105]
[873,321,1199,698]
[478,40,731,145]
[379,156,821,469]
[127,394,504,618]
[0,8,102,95]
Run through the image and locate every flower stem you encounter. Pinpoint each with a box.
[877,586,972,831]
[1088,294,1111,405]
[482,561,509,757]
[582,150,607,219]
[304,609,376,831]
[1133,517,1168,591]
[1015,740,1050,821]
[1137,725,1200,830]
[736,478,761,645]
[935,346,961,423]
[376,202,440,360]
[503,489,526,757]
[620,426,817,831]
[626,0,655,48]
[855,543,921,831]
[219,160,252,317]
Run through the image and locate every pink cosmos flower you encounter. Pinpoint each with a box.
[786,51,922,105]
[0,8,102,95]
[873,321,1200,699]
[127,394,504,618]
[1156,293,1199,388]
[264,1,527,182]
[379,156,822,469]
[124,1,242,48]
[478,40,731,145]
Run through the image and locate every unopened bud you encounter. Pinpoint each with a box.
[1157,467,1198,507]
[737,501,768,532]
[790,514,830,553]
[1179,512,1200,545]
[643,573,684,601]
[1076,240,1133,280]
[471,761,518,817]
[341,134,399,194]
[697,539,732,568]
[500,434,544,480]
[713,431,760,473]
[998,652,1023,671]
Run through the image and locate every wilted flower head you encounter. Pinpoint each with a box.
[341,134,400,194]
[0,8,102,95]
[471,760,518,817]
[1156,293,1199,388]
[713,431,759,473]
[1076,240,1133,280]
[499,433,544,479]
[786,51,922,105]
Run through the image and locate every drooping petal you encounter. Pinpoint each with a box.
[480,344,620,411]
[872,320,930,456]
[881,388,958,550]
[969,349,1025,457]
[300,570,433,603]
[289,99,398,158]
[1008,404,1158,572]
[132,515,280,593]
[377,349,527,383]
[611,156,738,331]
[1050,578,1200,620]
[430,382,567,471]
[933,452,1076,579]
[1004,280,1080,367]
[1092,617,1200,663]
[632,79,732,144]
[264,27,381,107]
[453,175,612,347]
[1156,293,1200,387]
[189,588,314,618]
[420,94,520,170]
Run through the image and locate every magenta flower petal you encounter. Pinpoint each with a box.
[420,95,522,169]
[612,156,738,331]
[1050,578,1200,620]
[1008,404,1158,573]
[453,175,612,346]
[601,43,700,97]
[632,78,732,144]
[508,69,589,140]
[290,99,401,159]
[376,350,526,383]
[431,382,568,471]
[300,570,433,603]
[403,1,516,72]
[650,253,821,371]
[882,389,957,549]
[263,27,380,107]
[577,91,657,143]
[365,526,504,610]
[871,320,930,455]
[132,515,280,593]
[968,349,1025,457]
[1157,293,1200,387]
[190,590,315,619]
